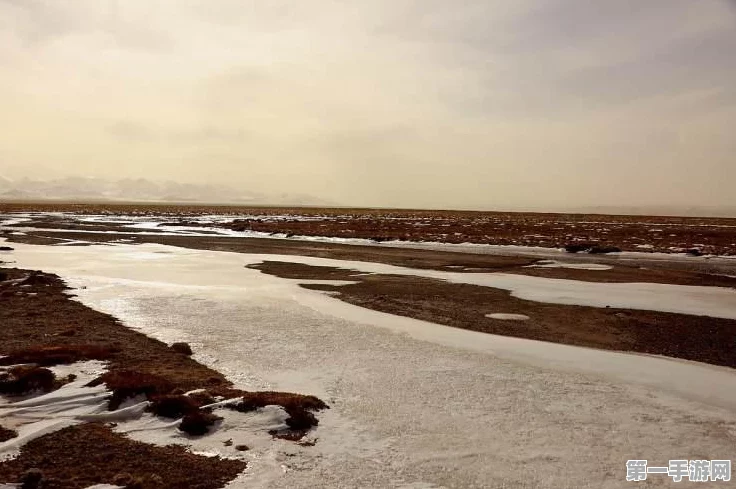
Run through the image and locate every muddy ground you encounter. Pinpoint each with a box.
[4,229,736,288]
[3,215,736,370]
[0,423,246,489]
[248,261,736,369]
[2,202,735,254]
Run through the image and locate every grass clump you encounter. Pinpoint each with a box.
[0,344,114,367]
[229,391,328,439]
[0,425,18,442]
[0,365,56,395]
[88,370,174,410]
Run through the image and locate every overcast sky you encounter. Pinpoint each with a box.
[0,0,734,209]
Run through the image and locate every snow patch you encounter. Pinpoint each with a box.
[525,260,612,271]
[0,361,110,461]
[4,239,736,488]
[239,253,736,320]
[485,313,530,321]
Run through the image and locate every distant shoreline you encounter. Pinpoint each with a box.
[1,200,735,219]
[3,202,735,255]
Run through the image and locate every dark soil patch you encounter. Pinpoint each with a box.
[88,370,175,410]
[179,411,223,436]
[228,391,328,437]
[148,394,200,418]
[565,243,592,253]
[3,202,736,254]
[589,245,622,254]
[0,423,246,489]
[0,345,114,367]
[170,342,193,355]
[0,425,17,442]
[235,391,328,412]
[251,261,736,369]
[186,390,216,406]
[0,365,56,395]
[566,243,622,254]
[220,212,736,256]
[147,393,223,435]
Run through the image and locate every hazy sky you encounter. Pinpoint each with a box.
[0,0,734,209]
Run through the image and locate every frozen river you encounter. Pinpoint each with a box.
[2,241,736,488]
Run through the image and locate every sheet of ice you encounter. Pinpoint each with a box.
[114,404,295,485]
[54,239,93,246]
[524,259,613,270]
[6,238,735,318]
[239,253,736,320]
[124,221,165,231]
[0,217,31,227]
[0,357,268,473]
[485,313,531,320]
[4,212,736,263]
[4,240,736,488]
[0,361,109,461]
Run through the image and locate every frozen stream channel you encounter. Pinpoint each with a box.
[2,241,736,488]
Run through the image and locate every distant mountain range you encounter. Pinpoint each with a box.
[0,175,732,217]
[0,176,333,206]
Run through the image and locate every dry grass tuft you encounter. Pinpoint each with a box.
[187,390,216,406]
[170,342,193,355]
[235,391,328,412]
[0,344,114,367]
[0,365,56,395]
[148,393,225,436]
[88,370,174,410]
[0,424,18,442]
[0,423,247,489]
[148,394,199,418]
[269,429,311,441]
[179,410,222,436]
[229,391,329,437]
[284,409,319,430]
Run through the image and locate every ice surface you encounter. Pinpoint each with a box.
[0,361,109,461]
[2,240,736,488]
[6,212,736,263]
[54,239,93,246]
[0,218,31,227]
[5,239,735,319]
[485,313,531,320]
[524,259,612,270]
[239,253,736,319]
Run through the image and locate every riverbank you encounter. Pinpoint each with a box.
[0,265,326,488]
